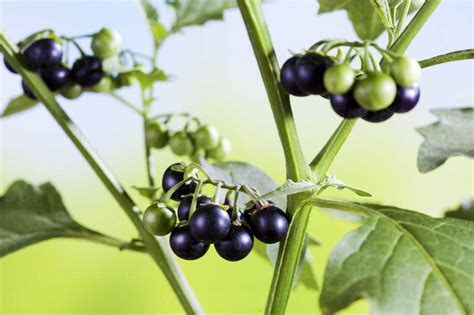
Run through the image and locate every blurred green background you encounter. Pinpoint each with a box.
[0,0,473,314]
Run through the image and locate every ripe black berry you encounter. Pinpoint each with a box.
[330,93,367,119]
[177,195,212,221]
[190,204,231,244]
[162,163,197,201]
[40,65,69,91]
[169,225,209,260]
[280,56,308,97]
[388,84,420,113]
[22,39,62,70]
[248,206,289,244]
[362,109,394,123]
[71,56,104,87]
[294,53,333,95]
[21,80,36,99]
[215,225,254,261]
[4,58,17,74]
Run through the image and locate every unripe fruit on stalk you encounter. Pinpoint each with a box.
[354,72,396,111]
[169,131,194,156]
[390,56,421,87]
[207,137,231,160]
[143,203,177,236]
[91,28,122,59]
[90,76,113,93]
[60,81,82,99]
[146,121,168,149]
[194,125,220,150]
[323,63,355,95]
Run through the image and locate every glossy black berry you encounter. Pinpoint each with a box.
[249,206,289,244]
[4,58,17,74]
[215,225,254,261]
[190,204,231,244]
[22,39,62,70]
[169,225,209,260]
[330,93,367,119]
[388,84,421,113]
[362,109,394,123]
[71,56,104,87]
[177,195,212,221]
[162,163,197,201]
[21,80,36,99]
[40,65,69,91]
[280,56,308,97]
[294,53,333,95]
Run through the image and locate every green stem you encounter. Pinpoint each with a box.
[108,92,144,116]
[71,232,147,253]
[418,49,474,68]
[309,119,357,182]
[0,33,203,315]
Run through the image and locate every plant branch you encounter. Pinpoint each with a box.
[0,33,203,315]
[418,49,474,68]
[72,233,147,253]
[108,92,144,116]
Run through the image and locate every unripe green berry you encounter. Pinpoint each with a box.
[169,131,194,156]
[146,121,168,149]
[207,137,231,160]
[323,63,355,95]
[194,125,220,150]
[354,72,396,111]
[143,203,177,236]
[390,56,421,87]
[91,28,122,59]
[90,76,113,93]
[60,82,82,99]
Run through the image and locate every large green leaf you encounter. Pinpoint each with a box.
[0,180,117,257]
[137,0,169,46]
[417,108,474,173]
[317,0,424,40]
[317,199,473,314]
[1,94,38,118]
[166,0,236,31]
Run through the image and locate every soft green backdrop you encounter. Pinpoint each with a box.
[0,0,473,314]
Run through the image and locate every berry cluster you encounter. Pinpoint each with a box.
[280,52,421,123]
[142,163,290,261]
[3,28,139,100]
[146,114,231,161]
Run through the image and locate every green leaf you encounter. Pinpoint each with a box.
[318,200,473,315]
[445,200,474,222]
[320,175,372,197]
[166,0,236,31]
[417,108,474,173]
[137,0,169,46]
[130,68,168,90]
[0,180,116,257]
[317,0,423,40]
[1,95,38,117]
[258,179,319,201]
[132,185,161,199]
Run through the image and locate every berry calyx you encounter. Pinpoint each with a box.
[330,92,367,119]
[294,53,333,95]
[91,28,122,59]
[362,109,394,123]
[169,225,209,260]
[40,65,69,91]
[21,80,36,99]
[207,137,231,160]
[390,56,421,87]
[22,38,63,70]
[190,204,231,244]
[71,56,104,87]
[162,163,197,201]
[323,63,355,95]
[177,195,212,221]
[143,203,177,236]
[215,225,254,261]
[169,131,194,156]
[146,121,169,149]
[353,72,397,111]
[280,56,308,97]
[248,206,289,244]
[194,125,220,150]
[388,84,421,113]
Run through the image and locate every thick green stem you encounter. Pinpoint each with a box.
[0,33,203,315]
[419,49,474,68]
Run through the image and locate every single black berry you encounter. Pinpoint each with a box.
[162,163,197,201]
[294,53,333,95]
[169,225,209,260]
[177,195,212,221]
[21,80,36,99]
[330,93,367,119]
[388,84,420,113]
[4,58,17,74]
[40,65,70,91]
[71,56,104,87]
[215,225,254,261]
[362,109,394,123]
[248,206,289,244]
[280,56,308,97]
[22,39,62,70]
[190,204,231,244]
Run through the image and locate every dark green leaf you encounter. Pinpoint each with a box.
[166,0,236,31]
[0,180,115,257]
[318,200,473,315]
[445,200,474,221]
[317,0,424,40]
[417,108,474,173]
[1,95,38,117]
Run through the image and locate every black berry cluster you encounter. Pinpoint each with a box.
[142,163,290,262]
[280,53,421,123]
